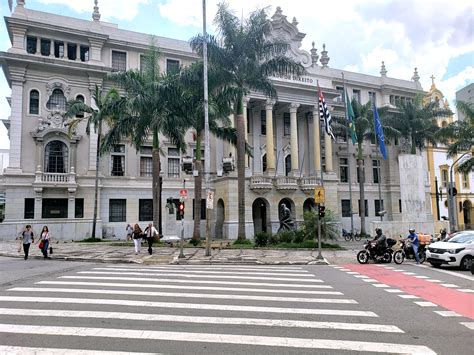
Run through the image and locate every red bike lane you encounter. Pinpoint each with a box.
[345,264,474,319]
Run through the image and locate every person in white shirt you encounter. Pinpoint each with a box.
[143,223,158,255]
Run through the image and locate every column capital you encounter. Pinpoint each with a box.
[289,102,300,113]
[265,99,275,110]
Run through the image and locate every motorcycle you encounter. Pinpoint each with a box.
[393,239,426,264]
[357,239,393,264]
[342,228,362,241]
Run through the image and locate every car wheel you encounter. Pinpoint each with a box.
[430,262,441,268]
[460,255,472,271]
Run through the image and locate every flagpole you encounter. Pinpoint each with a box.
[341,73,354,235]
[316,81,324,260]
[376,137,383,221]
[203,0,211,256]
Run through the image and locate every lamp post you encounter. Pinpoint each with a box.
[448,151,470,232]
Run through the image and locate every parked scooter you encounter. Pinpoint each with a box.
[393,239,426,264]
[357,239,394,264]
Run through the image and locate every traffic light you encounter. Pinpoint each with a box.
[178,202,185,217]
[318,205,326,218]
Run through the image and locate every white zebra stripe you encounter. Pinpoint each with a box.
[0,346,157,355]
[145,265,308,272]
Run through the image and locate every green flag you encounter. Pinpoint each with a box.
[345,90,357,144]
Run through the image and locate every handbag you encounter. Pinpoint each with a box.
[38,240,44,249]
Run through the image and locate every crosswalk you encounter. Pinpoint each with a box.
[0,264,436,354]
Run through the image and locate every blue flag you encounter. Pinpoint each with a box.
[373,103,387,160]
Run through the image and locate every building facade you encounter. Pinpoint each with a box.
[0,1,436,240]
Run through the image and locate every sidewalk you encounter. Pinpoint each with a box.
[0,240,357,265]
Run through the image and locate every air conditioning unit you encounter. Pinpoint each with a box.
[182,157,193,174]
[222,157,235,173]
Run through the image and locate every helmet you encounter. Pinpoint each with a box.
[408,228,415,233]
[375,228,382,235]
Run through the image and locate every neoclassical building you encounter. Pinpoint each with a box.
[1,1,438,239]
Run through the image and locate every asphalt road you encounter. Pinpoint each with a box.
[0,256,472,354]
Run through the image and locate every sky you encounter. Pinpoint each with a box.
[0,0,473,150]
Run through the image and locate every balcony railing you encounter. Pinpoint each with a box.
[275,176,298,191]
[299,177,319,191]
[41,173,70,183]
[34,167,77,186]
[249,176,273,191]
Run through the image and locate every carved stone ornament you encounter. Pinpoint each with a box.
[45,80,71,98]
[269,7,312,68]
[35,110,76,135]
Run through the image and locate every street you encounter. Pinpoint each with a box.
[0,256,472,354]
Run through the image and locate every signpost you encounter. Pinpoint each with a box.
[206,191,214,209]
[314,186,325,204]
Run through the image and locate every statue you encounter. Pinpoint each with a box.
[278,204,295,232]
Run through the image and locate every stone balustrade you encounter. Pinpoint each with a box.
[274,176,298,191]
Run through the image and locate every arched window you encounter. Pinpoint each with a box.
[46,88,67,111]
[29,90,39,115]
[75,94,85,118]
[45,141,68,173]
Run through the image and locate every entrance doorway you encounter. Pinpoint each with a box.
[252,198,270,235]
[216,199,225,239]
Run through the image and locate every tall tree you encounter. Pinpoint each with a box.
[65,85,124,239]
[393,95,451,154]
[436,100,474,173]
[333,100,398,234]
[173,62,239,241]
[102,45,188,230]
[190,3,305,240]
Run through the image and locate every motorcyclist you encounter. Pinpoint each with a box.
[439,228,448,241]
[374,228,387,255]
[406,228,420,264]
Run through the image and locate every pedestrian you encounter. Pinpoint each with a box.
[143,222,158,255]
[406,228,420,264]
[132,223,142,255]
[126,223,133,241]
[39,225,51,259]
[20,224,34,260]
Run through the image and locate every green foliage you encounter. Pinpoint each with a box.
[233,239,252,245]
[188,239,201,246]
[278,230,294,243]
[254,232,271,247]
[268,233,280,245]
[293,229,306,243]
[301,209,339,241]
[78,237,103,243]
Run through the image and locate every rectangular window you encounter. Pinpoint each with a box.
[67,43,77,60]
[260,110,266,135]
[441,169,448,188]
[112,50,127,72]
[372,159,380,184]
[40,39,50,56]
[368,91,376,105]
[168,147,180,178]
[193,199,206,220]
[341,199,351,217]
[375,199,384,216]
[139,146,153,177]
[399,199,402,213]
[111,144,125,176]
[75,198,84,218]
[29,91,39,115]
[27,36,37,54]
[139,199,153,221]
[166,59,180,75]
[357,160,365,183]
[109,199,126,222]
[283,112,290,136]
[80,46,89,62]
[352,89,361,103]
[462,173,469,189]
[24,198,35,219]
[42,198,68,218]
[339,158,348,183]
[390,95,395,105]
[335,86,344,102]
[54,41,64,58]
[358,199,368,217]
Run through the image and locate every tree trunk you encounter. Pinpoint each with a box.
[357,142,366,235]
[236,96,246,240]
[192,132,203,241]
[91,121,102,239]
[410,135,417,154]
[152,128,161,230]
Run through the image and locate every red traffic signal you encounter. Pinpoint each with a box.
[178,202,185,216]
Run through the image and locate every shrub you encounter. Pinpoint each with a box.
[293,229,306,243]
[301,208,339,241]
[189,239,201,246]
[278,230,294,243]
[254,232,270,247]
[233,239,252,245]
[268,233,279,245]
[79,237,103,243]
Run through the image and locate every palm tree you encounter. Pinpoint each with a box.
[190,3,305,240]
[394,95,451,154]
[102,45,188,230]
[333,100,399,235]
[172,62,239,241]
[436,100,474,173]
[65,85,124,239]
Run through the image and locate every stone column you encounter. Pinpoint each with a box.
[243,96,250,168]
[265,100,275,173]
[50,40,54,56]
[76,44,80,61]
[312,106,321,174]
[36,38,41,55]
[324,132,333,172]
[6,68,26,172]
[289,103,300,174]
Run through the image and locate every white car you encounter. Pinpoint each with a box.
[426,231,474,270]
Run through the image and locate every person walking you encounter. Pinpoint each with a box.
[143,223,158,255]
[21,225,34,260]
[39,226,51,259]
[126,224,133,241]
[132,223,142,255]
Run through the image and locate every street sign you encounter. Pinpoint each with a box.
[206,191,214,209]
[314,186,325,204]
[179,189,188,197]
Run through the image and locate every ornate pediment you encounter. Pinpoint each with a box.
[33,110,78,139]
[269,7,312,68]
